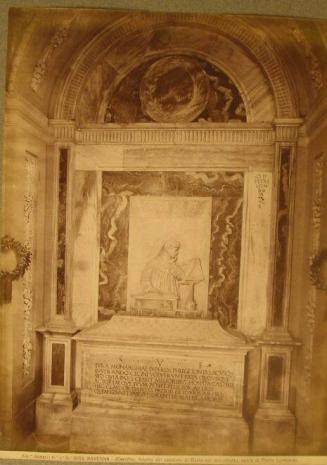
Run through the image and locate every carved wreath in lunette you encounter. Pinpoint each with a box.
[309,249,327,292]
[0,235,31,280]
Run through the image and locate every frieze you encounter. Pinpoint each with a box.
[76,127,275,145]
[48,123,276,145]
[49,121,304,145]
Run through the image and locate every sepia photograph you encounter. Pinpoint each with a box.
[0,1,327,463]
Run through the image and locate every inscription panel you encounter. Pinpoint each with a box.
[83,350,242,410]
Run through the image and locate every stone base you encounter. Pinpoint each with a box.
[36,392,77,437]
[252,408,296,454]
[70,401,249,454]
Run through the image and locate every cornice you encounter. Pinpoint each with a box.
[5,93,48,129]
[5,93,53,144]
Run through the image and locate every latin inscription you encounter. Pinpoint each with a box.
[254,173,269,208]
[87,357,236,407]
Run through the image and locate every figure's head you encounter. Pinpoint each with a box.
[163,239,181,261]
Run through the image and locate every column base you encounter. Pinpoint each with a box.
[252,407,296,454]
[35,392,77,437]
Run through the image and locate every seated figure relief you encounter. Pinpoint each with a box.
[133,239,204,317]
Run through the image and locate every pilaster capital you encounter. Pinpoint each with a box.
[273,118,304,142]
[49,119,76,142]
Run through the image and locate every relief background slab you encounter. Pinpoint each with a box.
[127,196,212,314]
[99,170,244,328]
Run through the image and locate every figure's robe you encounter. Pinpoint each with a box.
[141,255,185,297]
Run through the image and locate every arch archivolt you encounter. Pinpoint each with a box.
[51,13,298,122]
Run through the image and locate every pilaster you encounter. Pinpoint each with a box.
[253,118,303,454]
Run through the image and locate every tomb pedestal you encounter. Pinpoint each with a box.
[70,315,252,454]
[35,325,79,438]
[252,336,299,454]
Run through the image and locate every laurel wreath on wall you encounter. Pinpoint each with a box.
[0,235,31,280]
[309,249,327,292]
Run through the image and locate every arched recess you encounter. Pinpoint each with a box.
[74,27,275,124]
[50,13,299,122]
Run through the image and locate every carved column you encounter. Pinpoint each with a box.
[253,119,302,454]
[35,121,79,440]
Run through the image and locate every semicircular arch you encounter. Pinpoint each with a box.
[51,13,298,121]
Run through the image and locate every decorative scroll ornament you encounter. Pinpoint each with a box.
[22,154,38,380]
[0,235,31,304]
[31,17,75,93]
[309,249,327,292]
[292,27,324,96]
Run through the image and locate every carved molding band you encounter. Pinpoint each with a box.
[22,154,38,381]
[49,122,276,145]
[76,127,274,145]
[304,154,325,387]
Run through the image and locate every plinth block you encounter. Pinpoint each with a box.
[70,401,249,454]
[36,393,77,437]
[252,408,296,454]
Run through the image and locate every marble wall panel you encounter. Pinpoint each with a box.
[272,147,292,327]
[56,148,68,315]
[71,171,100,327]
[99,171,244,328]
